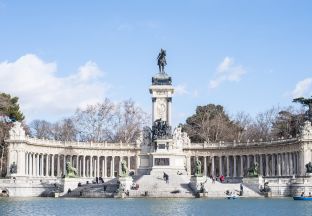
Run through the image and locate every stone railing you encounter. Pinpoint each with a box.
[187,138,299,149]
[10,136,138,149]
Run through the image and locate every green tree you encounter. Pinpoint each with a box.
[0,92,25,176]
[182,104,241,143]
[293,96,312,121]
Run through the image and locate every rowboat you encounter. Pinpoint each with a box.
[293,196,312,200]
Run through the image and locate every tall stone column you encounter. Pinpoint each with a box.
[57,155,60,177]
[90,156,93,177]
[36,154,39,176]
[204,156,207,176]
[265,154,269,176]
[111,156,115,177]
[247,155,250,169]
[240,156,244,177]
[51,155,54,177]
[259,155,263,176]
[226,156,230,177]
[87,156,90,177]
[39,154,42,176]
[167,98,172,126]
[96,156,100,177]
[25,153,28,176]
[211,156,215,176]
[277,154,281,176]
[136,155,140,170]
[271,154,275,176]
[219,156,223,176]
[289,152,293,175]
[233,156,237,177]
[104,156,107,178]
[63,155,67,176]
[30,153,33,176]
[152,98,156,122]
[82,155,85,177]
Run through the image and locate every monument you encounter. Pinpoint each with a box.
[138,49,188,176]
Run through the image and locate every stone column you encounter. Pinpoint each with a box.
[127,156,131,170]
[36,154,39,176]
[281,153,285,176]
[152,98,156,122]
[226,156,230,177]
[219,156,223,176]
[90,156,93,177]
[247,155,250,169]
[259,155,263,176]
[265,154,269,176]
[25,153,28,176]
[240,156,244,177]
[56,155,60,177]
[96,156,100,177]
[63,155,67,176]
[104,156,107,178]
[211,156,215,176]
[233,156,237,177]
[40,154,44,176]
[111,156,115,177]
[204,156,207,176]
[82,155,85,177]
[51,155,54,177]
[136,155,140,170]
[289,152,293,175]
[87,156,90,177]
[271,154,275,176]
[167,98,172,126]
[277,154,281,176]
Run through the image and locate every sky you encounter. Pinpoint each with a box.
[0,0,312,126]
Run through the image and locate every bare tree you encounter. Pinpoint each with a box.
[30,120,53,139]
[73,98,116,142]
[51,118,77,141]
[114,99,149,143]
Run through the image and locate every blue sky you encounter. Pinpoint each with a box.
[0,0,312,126]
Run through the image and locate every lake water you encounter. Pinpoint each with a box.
[0,198,311,216]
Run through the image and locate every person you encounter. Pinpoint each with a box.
[309,192,312,197]
[301,192,305,197]
[240,183,244,196]
[166,175,169,184]
[104,185,107,192]
[96,177,99,184]
[67,188,72,194]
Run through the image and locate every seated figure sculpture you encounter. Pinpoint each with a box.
[306,162,312,173]
[247,162,259,177]
[66,162,78,178]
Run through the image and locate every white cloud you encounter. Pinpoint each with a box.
[291,78,312,98]
[0,54,110,121]
[209,57,246,89]
[175,84,199,98]
[175,84,189,95]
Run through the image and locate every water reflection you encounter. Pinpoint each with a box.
[1,198,312,216]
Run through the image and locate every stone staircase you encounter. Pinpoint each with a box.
[130,171,194,198]
[204,179,262,197]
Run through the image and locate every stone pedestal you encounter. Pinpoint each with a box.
[118,176,133,192]
[62,178,82,194]
[190,176,207,193]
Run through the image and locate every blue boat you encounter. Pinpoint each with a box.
[293,196,312,200]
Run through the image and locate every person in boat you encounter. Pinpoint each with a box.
[301,192,305,197]
[309,192,312,197]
